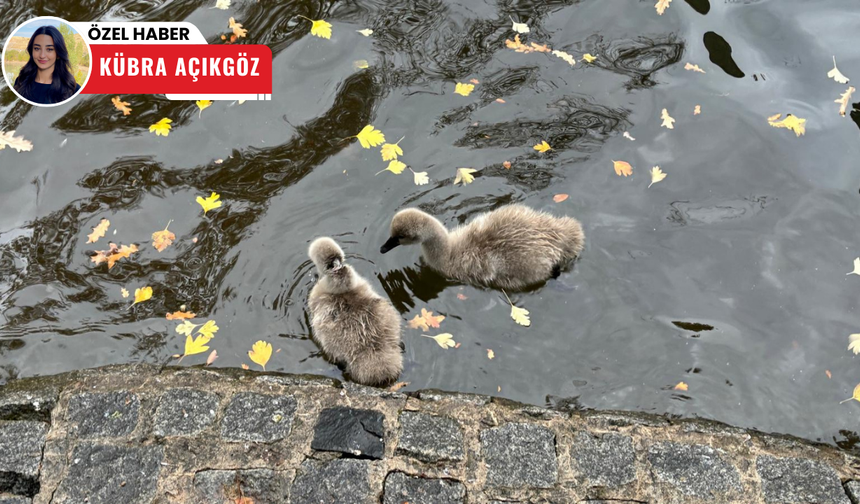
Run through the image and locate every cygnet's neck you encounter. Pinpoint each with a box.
[419,217,450,269]
[319,266,356,294]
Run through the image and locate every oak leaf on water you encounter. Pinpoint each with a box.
[613,160,633,177]
[111,96,132,115]
[151,220,175,252]
[655,0,672,15]
[768,114,806,137]
[249,340,272,370]
[422,333,456,349]
[92,243,139,269]
[835,87,855,117]
[0,130,34,152]
[87,218,110,244]
[408,308,445,331]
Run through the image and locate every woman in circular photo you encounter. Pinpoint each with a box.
[12,25,81,104]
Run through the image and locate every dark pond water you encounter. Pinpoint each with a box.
[2,0,860,450]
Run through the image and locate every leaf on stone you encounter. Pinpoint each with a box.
[661,108,676,129]
[0,130,34,152]
[613,160,633,177]
[151,220,175,252]
[768,114,806,137]
[408,308,446,331]
[380,136,404,161]
[454,168,477,185]
[87,218,110,244]
[196,99,212,118]
[121,288,130,298]
[655,0,672,15]
[533,140,551,152]
[835,86,856,117]
[422,333,456,349]
[111,96,132,115]
[487,349,495,359]
[684,63,705,73]
[197,320,219,339]
[674,381,688,391]
[357,28,373,36]
[649,166,667,188]
[552,50,575,65]
[166,311,196,320]
[132,286,152,306]
[848,333,860,354]
[176,320,200,337]
[228,17,247,38]
[353,125,385,148]
[149,118,172,137]
[582,53,597,63]
[376,160,407,176]
[91,243,139,269]
[553,194,569,203]
[504,291,530,327]
[509,16,529,34]
[840,383,860,404]
[389,381,409,392]
[411,169,429,186]
[694,105,702,115]
[197,192,222,214]
[828,56,850,84]
[455,83,475,96]
[249,340,272,370]
[206,349,218,366]
[848,258,860,276]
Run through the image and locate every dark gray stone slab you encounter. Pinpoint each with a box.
[0,390,56,422]
[383,472,465,504]
[67,391,139,438]
[846,481,860,503]
[756,455,849,504]
[647,442,740,498]
[312,407,384,459]
[290,459,371,504]
[52,444,163,504]
[220,392,296,442]
[0,495,31,504]
[194,468,288,503]
[396,412,464,463]
[0,421,48,497]
[570,431,635,488]
[480,423,558,488]
[154,388,219,437]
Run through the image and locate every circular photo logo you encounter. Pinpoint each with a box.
[2,16,92,107]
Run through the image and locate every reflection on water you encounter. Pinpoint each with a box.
[2,0,860,453]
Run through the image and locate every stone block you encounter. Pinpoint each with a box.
[396,412,464,463]
[480,423,558,488]
[194,468,288,503]
[646,442,740,498]
[153,389,219,436]
[0,421,48,497]
[383,472,465,504]
[756,455,849,504]
[570,431,635,488]
[312,407,384,459]
[67,391,139,438]
[290,459,370,504]
[220,392,296,442]
[52,444,163,504]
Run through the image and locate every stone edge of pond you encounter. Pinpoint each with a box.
[0,363,856,503]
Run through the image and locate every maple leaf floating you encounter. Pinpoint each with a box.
[674,381,688,391]
[121,288,129,298]
[87,218,110,244]
[840,383,860,404]
[422,333,456,349]
[249,340,272,370]
[835,86,855,117]
[0,130,34,152]
[132,286,153,306]
[848,333,860,354]
[166,310,196,320]
[196,99,212,118]
[684,63,705,74]
[613,160,633,177]
[649,166,667,188]
[357,28,373,36]
[380,136,405,161]
[197,192,223,214]
[503,291,530,327]
[151,220,175,252]
[411,169,429,186]
[454,168,477,185]
[660,108,676,129]
[228,17,247,38]
[149,118,172,136]
[376,160,407,176]
[533,140,551,153]
[509,16,529,34]
[408,308,446,331]
[582,53,597,63]
[91,243,139,269]
[352,125,385,148]
[655,0,672,15]
[111,96,132,115]
[768,114,806,137]
[828,56,850,84]
[455,83,475,96]
[848,258,860,276]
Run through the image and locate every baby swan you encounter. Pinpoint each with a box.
[380,204,584,290]
[308,237,403,387]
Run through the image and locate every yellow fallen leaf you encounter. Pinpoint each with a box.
[848,334,860,354]
[91,243,138,269]
[309,19,333,39]
[828,56,850,84]
[111,96,132,115]
[0,130,34,152]
[847,258,860,276]
[694,105,702,115]
[455,83,475,96]
[249,340,272,370]
[353,125,385,148]
[582,53,597,63]
[376,160,407,176]
[534,140,551,152]
[487,349,495,359]
[121,288,129,298]
[197,192,222,214]
[389,381,409,392]
[552,50,575,65]
[228,17,247,38]
[181,334,212,360]
[661,108,675,129]
[87,218,110,244]
[840,383,860,404]
[149,118,172,136]
[454,168,477,185]
[649,166,667,188]
[380,136,404,161]
[196,100,212,118]
[613,160,633,177]
[176,320,199,336]
[553,194,569,203]
[655,0,672,15]
[151,220,175,252]
[214,0,230,9]
[166,311,196,320]
[353,60,369,69]
[206,349,218,366]
[422,333,456,349]
[132,286,152,306]
[684,63,705,74]
[768,114,806,137]
[674,381,688,391]
[357,28,373,36]
[197,320,219,339]
[504,291,530,327]
[412,169,429,186]
[509,16,529,34]
[835,86,855,117]
[408,308,446,331]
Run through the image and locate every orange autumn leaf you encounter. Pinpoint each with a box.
[495,98,506,104]
[241,363,250,370]
[91,243,138,269]
[457,293,468,300]
[502,160,511,169]
[674,381,688,391]
[389,381,410,392]
[166,311,197,320]
[228,17,247,38]
[151,220,175,252]
[612,160,633,177]
[408,308,446,331]
[553,194,569,203]
[87,218,110,244]
[469,78,480,84]
[826,370,832,379]
[111,96,132,115]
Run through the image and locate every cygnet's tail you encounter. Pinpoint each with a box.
[347,347,403,387]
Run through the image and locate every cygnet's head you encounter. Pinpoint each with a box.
[380,208,441,254]
[309,237,346,275]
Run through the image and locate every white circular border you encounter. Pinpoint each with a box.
[2,16,93,107]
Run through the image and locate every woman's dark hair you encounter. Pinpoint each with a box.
[13,25,78,103]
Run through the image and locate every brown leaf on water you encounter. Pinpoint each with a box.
[495,98,506,103]
[409,308,446,331]
[111,96,132,116]
[694,105,702,115]
[674,381,689,391]
[91,243,138,269]
[469,78,480,84]
[826,370,832,379]
[505,34,550,54]
[206,350,218,366]
[241,363,250,370]
[166,311,197,320]
[457,293,468,300]
[502,160,511,169]
[152,220,175,252]
[655,0,672,15]
[228,17,248,38]
[388,381,410,392]
[87,219,110,244]
[0,130,34,152]
[612,160,633,177]
[553,194,569,203]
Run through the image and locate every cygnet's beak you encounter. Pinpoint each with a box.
[328,257,343,272]
[380,236,400,254]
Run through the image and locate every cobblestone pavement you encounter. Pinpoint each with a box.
[0,364,858,503]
